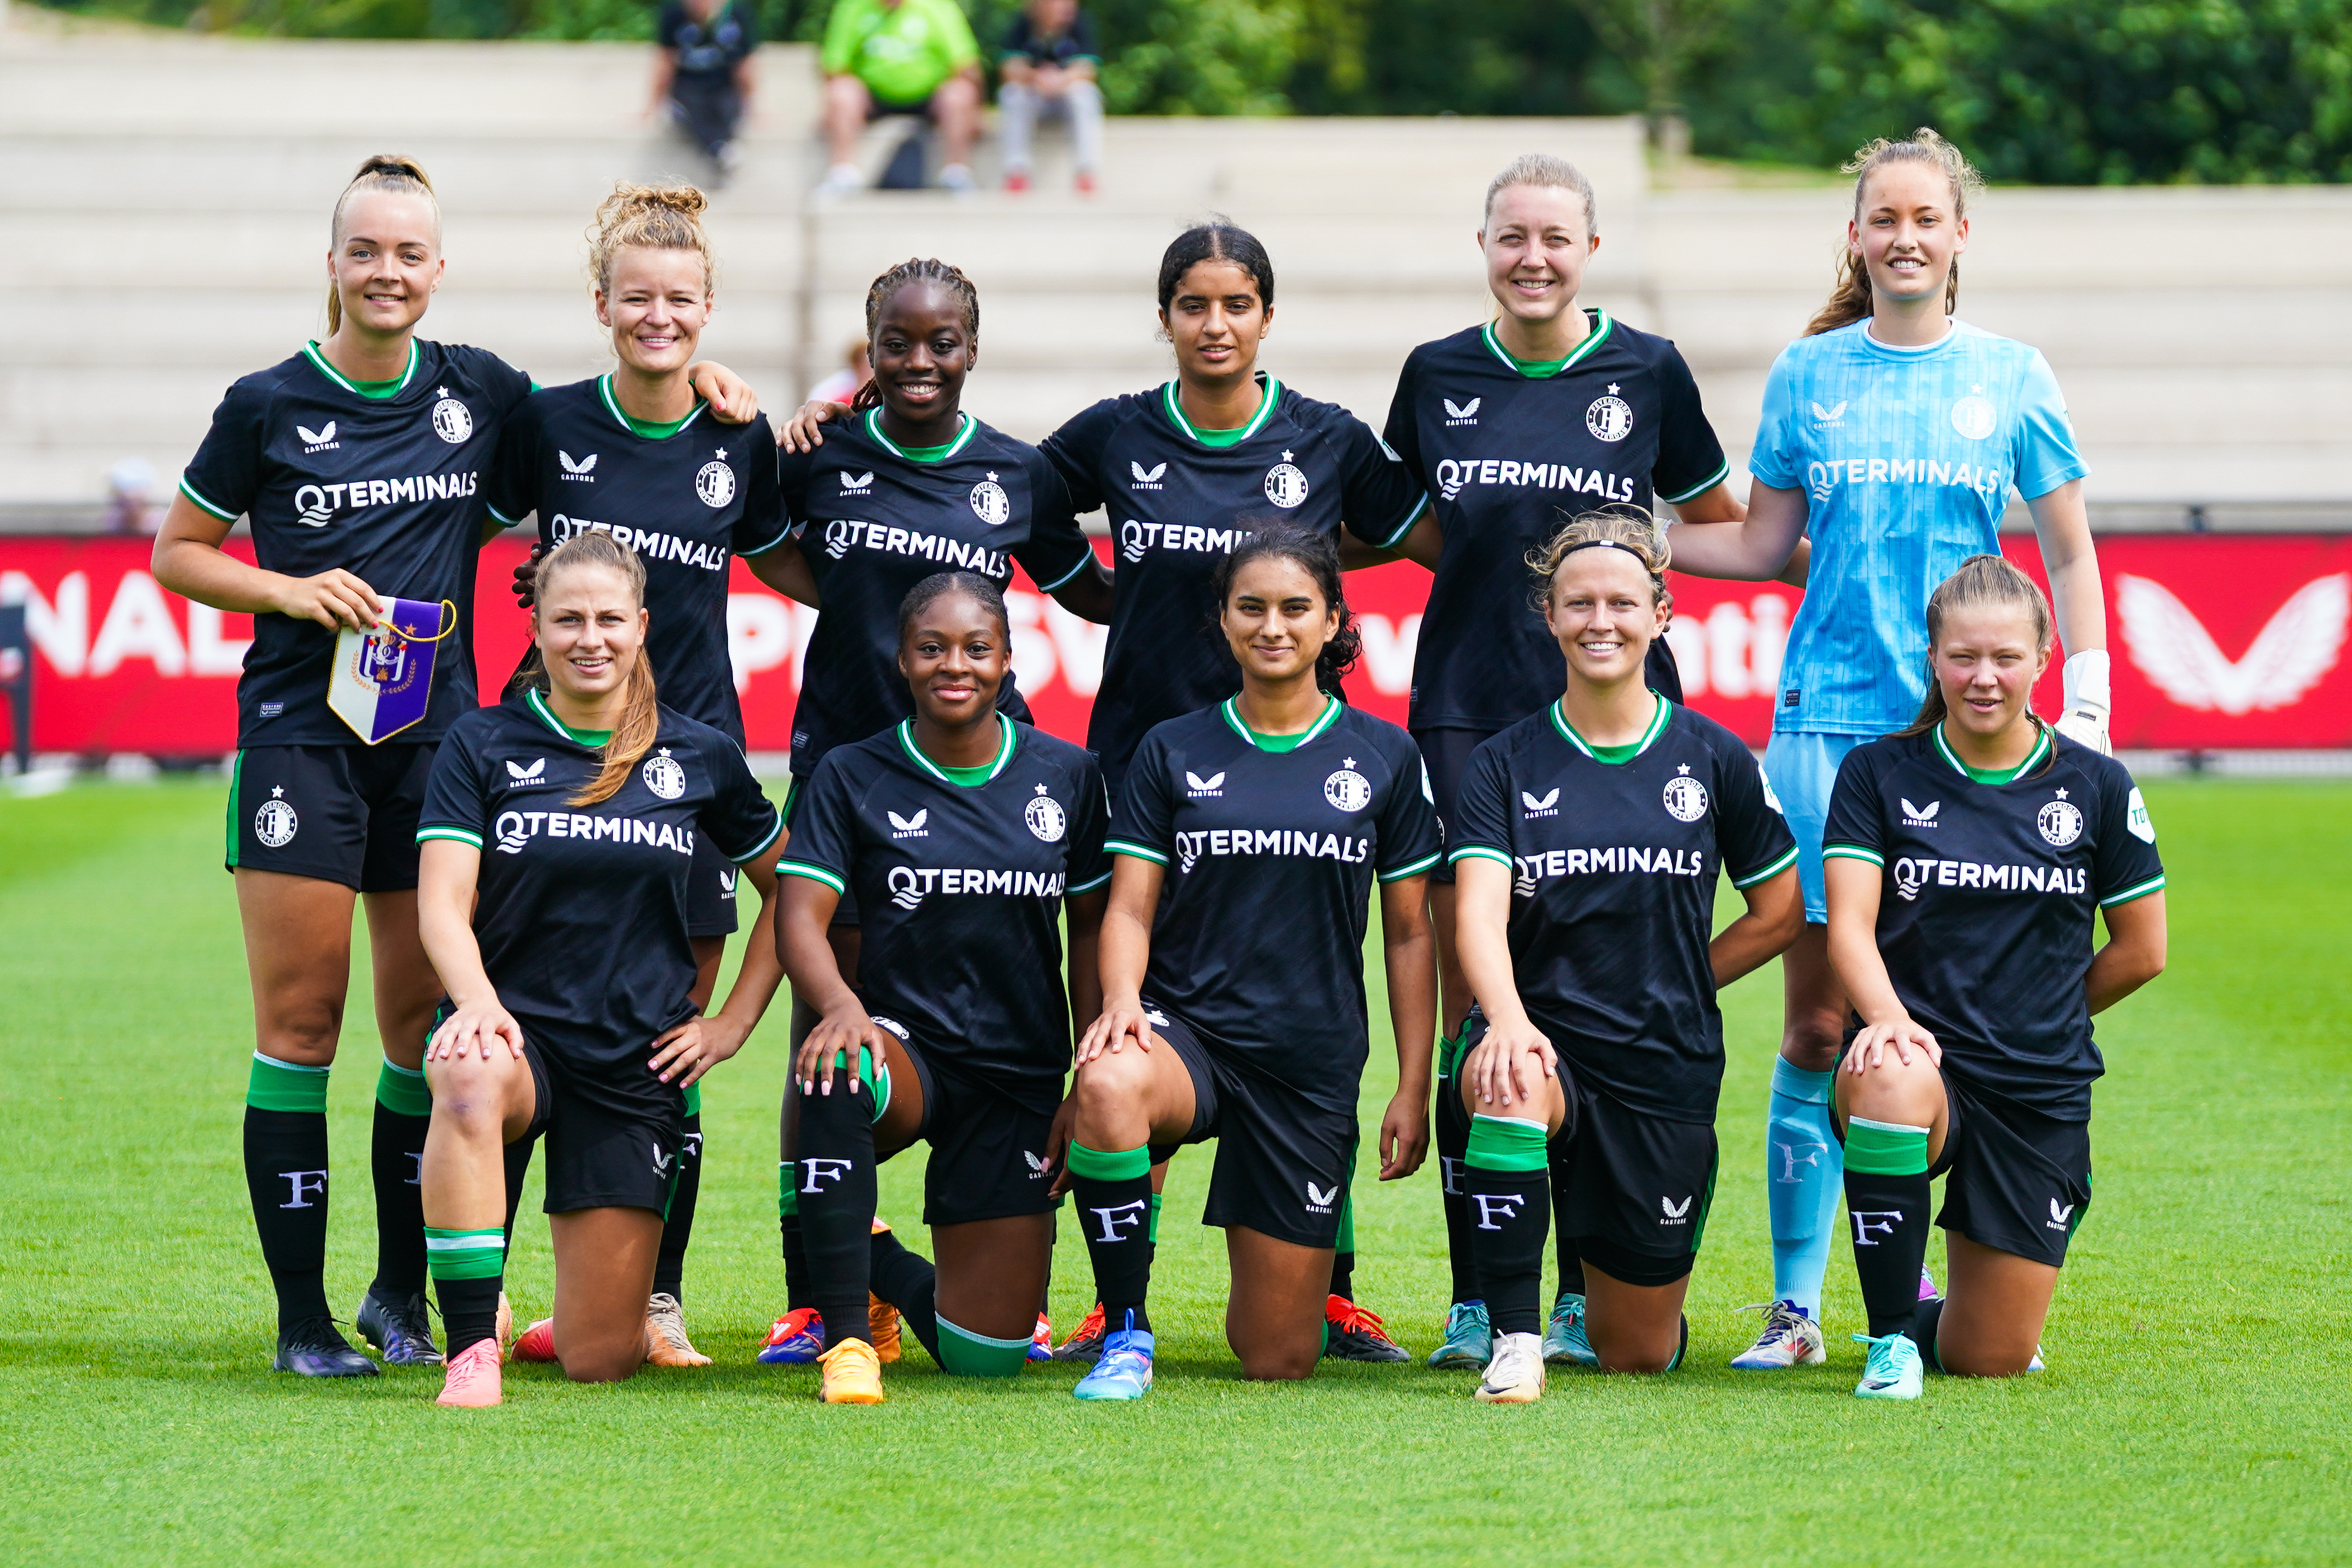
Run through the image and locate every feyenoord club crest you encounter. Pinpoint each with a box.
[2038,794,2085,847]
[431,393,473,444]
[1951,390,1997,441]
[696,458,736,508]
[253,788,299,848]
[1586,386,1634,442]
[970,474,1011,526]
[1264,453,1310,509]
[1324,760,1372,813]
[1662,768,1710,822]
[641,748,686,799]
[1025,784,1066,842]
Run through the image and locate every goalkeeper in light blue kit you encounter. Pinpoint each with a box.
[1667,128,2113,1370]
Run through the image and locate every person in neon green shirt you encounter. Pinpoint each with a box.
[820,0,982,194]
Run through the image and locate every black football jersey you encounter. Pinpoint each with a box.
[1106,698,1443,1110]
[779,715,1111,1102]
[780,410,1094,779]
[1383,315,1729,731]
[1821,726,2165,1118]
[417,690,783,1085]
[489,377,788,744]
[178,339,534,747]
[1040,375,1429,778]
[1449,695,1796,1122]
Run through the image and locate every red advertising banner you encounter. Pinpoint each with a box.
[3,533,2346,755]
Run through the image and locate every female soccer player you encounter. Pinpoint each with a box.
[1447,513,1801,1402]
[783,224,1434,1360]
[1664,130,2113,1370]
[774,571,1109,1404]
[757,257,1111,1366]
[1063,523,1440,1401]
[491,181,815,1368]
[411,531,784,1407]
[150,155,756,1377]
[1820,555,2163,1400]
[1382,152,1755,1373]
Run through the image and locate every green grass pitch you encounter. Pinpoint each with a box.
[0,775,2345,1564]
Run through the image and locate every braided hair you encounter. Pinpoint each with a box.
[852,258,981,413]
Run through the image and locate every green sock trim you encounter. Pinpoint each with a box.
[247,1052,329,1114]
[1465,1114,1549,1174]
[1435,1032,1462,1082]
[779,1162,798,1218]
[935,1315,1032,1377]
[374,1059,430,1117]
[424,1226,506,1282]
[1068,1142,1152,1182]
[1147,1192,1163,1243]
[1336,1188,1355,1253]
[683,1081,702,1117]
[1844,1117,1930,1176]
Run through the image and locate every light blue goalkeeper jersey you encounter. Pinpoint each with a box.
[1748,318,2087,736]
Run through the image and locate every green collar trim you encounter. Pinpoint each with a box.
[1549,689,1668,764]
[303,338,418,399]
[525,688,612,748]
[865,407,976,463]
[1934,722,2051,785]
[898,712,1016,786]
[1480,310,1614,379]
[599,374,706,440]
[1162,373,1280,447]
[1219,693,1339,753]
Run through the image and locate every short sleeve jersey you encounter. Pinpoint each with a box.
[490,377,787,745]
[657,0,756,77]
[416,690,783,1082]
[1820,726,2163,1118]
[1001,8,1099,64]
[1449,695,1797,1122]
[1384,314,1728,732]
[1107,698,1442,1110]
[820,0,978,102]
[1748,320,2089,736]
[178,339,534,748]
[1042,375,1429,775]
[777,715,1110,1105]
[781,410,1094,780]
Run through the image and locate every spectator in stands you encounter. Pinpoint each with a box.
[818,0,983,196]
[104,458,157,535]
[652,0,760,178]
[807,336,874,409]
[998,0,1103,194]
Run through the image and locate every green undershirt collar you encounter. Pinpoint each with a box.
[865,407,977,462]
[1550,689,1669,764]
[303,338,420,399]
[1162,372,1281,447]
[598,374,706,440]
[1479,310,1615,379]
[1219,693,1340,752]
[898,712,1018,785]
[525,688,612,748]
[1934,721,2052,785]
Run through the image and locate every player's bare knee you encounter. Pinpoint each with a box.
[1779,1014,1844,1074]
[1071,1051,1147,1127]
[1841,1051,1942,1125]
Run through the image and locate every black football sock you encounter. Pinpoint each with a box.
[793,1073,879,1345]
[244,1055,333,1331]
[653,1110,703,1303]
[1910,1295,1946,1372]
[868,1226,941,1363]
[1465,1115,1551,1338]
[368,1061,431,1300]
[1435,1057,1480,1304]
[1329,1250,1355,1304]
[425,1227,504,1359]
[1843,1118,1934,1339]
[780,1186,813,1313]
[1069,1141,1155,1335]
[1551,1160,1587,1299]
[501,1133,535,1253]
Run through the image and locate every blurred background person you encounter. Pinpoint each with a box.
[817,0,984,196]
[808,335,874,408]
[997,0,1102,195]
[104,458,159,536]
[651,0,760,179]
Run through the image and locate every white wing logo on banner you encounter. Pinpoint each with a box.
[2118,573,2348,715]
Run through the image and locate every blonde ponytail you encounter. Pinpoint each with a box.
[1805,128,1982,337]
[326,154,437,334]
[523,532,662,808]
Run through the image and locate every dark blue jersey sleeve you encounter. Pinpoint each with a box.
[777,444,815,532]
[1336,411,1429,550]
[1380,348,1428,494]
[1104,731,1177,865]
[1066,747,1113,894]
[485,395,540,531]
[776,752,855,891]
[2089,756,2166,908]
[1445,733,1515,870]
[178,380,267,523]
[1651,341,1731,506]
[415,716,496,848]
[1039,397,1121,518]
[1714,728,1800,888]
[1374,727,1444,880]
[1012,448,1095,593]
[698,729,784,864]
[1820,743,1890,866]
[733,414,791,557]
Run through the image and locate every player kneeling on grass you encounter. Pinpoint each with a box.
[1822,554,2164,1401]
[774,572,1111,1405]
[1064,523,1441,1401]
[411,532,785,1407]
[1449,512,1802,1403]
